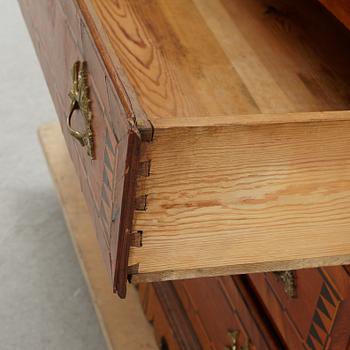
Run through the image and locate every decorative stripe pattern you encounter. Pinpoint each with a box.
[305,281,341,350]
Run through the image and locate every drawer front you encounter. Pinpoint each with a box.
[138,283,201,350]
[18,0,143,297]
[248,267,350,349]
[173,277,282,350]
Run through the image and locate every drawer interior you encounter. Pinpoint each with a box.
[92,0,350,121]
[125,0,350,281]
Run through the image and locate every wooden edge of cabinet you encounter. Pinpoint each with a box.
[130,254,350,284]
[149,110,350,129]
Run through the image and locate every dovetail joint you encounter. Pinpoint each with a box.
[127,263,140,282]
[137,160,151,177]
[135,195,147,211]
[130,230,143,247]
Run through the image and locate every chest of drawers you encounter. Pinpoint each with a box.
[19,0,350,300]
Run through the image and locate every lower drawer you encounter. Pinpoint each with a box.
[138,283,201,350]
[173,276,282,350]
[248,266,350,349]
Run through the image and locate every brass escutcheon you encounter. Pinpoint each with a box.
[273,270,297,298]
[225,330,251,350]
[66,61,94,159]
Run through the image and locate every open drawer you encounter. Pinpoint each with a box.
[19,0,350,297]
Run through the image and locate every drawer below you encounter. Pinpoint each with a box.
[173,276,282,350]
[248,266,350,349]
[319,0,350,30]
[138,283,201,350]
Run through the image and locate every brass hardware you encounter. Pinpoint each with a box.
[225,330,251,350]
[67,61,94,158]
[274,270,297,298]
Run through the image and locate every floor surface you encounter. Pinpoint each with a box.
[0,2,107,349]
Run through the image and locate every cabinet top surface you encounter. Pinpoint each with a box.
[80,0,350,122]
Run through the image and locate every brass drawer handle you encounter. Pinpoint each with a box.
[273,270,297,298]
[67,61,94,159]
[225,330,252,350]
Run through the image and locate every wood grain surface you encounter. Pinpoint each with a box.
[38,122,158,350]
[81,0,350,120]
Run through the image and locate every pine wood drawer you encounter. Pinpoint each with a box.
[20,0,350,298]
[173,277,282,350]
[248,267,350,349]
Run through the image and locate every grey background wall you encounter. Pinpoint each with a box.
[0,1,106,349]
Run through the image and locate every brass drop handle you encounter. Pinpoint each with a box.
[225,330,252,350]
[66,61,94,159]
[273,271,297,298]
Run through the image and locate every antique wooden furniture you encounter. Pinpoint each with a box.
[19,0,350,299]
[26,0,350,348]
